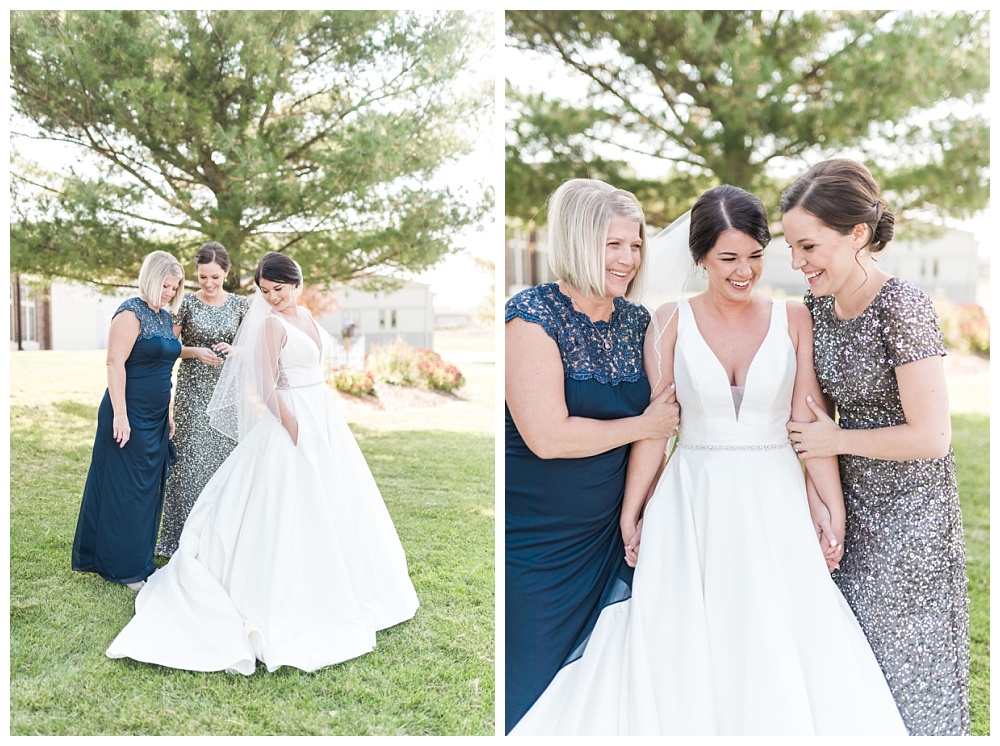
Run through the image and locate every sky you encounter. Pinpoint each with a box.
[406,115,499,312]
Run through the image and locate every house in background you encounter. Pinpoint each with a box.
[318,279,434,351]
[10,276,131,351]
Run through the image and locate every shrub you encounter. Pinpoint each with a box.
[935,298,990,356]
[329,367,377,397]
[958,303,990,356]
[366,339,465,392]
[416,350,466,393]
[365,339,421,386]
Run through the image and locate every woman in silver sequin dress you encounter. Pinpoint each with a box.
[783,159,970,736]
[156,243,249,557]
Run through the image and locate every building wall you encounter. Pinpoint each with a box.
[11,277,436,354]
[317,280,435,352]
[48,282,133,350]
[9,277,54,351]
[505,225,555,298]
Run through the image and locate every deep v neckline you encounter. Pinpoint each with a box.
[277,311,323,355]
[684,298,776,392]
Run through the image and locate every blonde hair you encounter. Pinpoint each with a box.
[546,178,647,301]
[138,250,185,313]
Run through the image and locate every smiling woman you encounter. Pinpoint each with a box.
[781,159,970,736]
[156,243,249,558]
[72,250,185,590]
[503,178,680,732]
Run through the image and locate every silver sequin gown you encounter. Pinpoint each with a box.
[156,292,249,557]
[806,278,970,736]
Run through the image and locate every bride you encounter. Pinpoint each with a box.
[107,252,418,674]
[511,186,906,735]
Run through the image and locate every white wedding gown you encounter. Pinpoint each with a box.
[513,299,906,735]
[107,310,419,673]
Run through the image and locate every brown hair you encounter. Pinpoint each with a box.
[254,252,302,288]
[689,185,771,264]
[194,242,232,272]
[780,159,895,254]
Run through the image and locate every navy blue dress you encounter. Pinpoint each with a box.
[72,297,181,585]
[505,283,651,733]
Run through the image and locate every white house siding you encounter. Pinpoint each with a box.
[19,276,436,354]
[318,280,435,352]
[49,282,133,350]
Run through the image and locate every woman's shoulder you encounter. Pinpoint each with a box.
[614,295,650,326]
[173,291,195,319]
[504,283,566,331]
[877,277,933,309]
[802,288,830,313]
[114,296,147,319]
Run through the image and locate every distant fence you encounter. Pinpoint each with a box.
[326,333,366,372]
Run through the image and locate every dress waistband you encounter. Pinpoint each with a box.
[677,441,790,452]
[276,379,326,391]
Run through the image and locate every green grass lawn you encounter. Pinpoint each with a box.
[9,351,495,736]
[952,412,990,735]
[8,349,988,735]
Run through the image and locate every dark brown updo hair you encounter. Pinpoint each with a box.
[689,185,771,264]
[254,252,302,288]
[194,241,232,272]
[779,159,895,254]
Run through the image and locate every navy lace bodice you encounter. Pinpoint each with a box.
[505,283,649,385]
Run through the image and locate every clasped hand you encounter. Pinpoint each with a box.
[645,383,680,439]
[787,395,841,459]
[622,518,643,568]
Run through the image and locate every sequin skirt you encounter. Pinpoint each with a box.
[834,449,970,735]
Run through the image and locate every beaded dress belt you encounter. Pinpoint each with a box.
[276,380,326,391]
[677,441,789,452]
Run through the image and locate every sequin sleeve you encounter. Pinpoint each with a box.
[879,280,947,367]
[171,293,192,331]
[235,294,250,325]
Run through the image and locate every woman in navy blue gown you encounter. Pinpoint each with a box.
[505,178,680,733]
[72,251,184,590]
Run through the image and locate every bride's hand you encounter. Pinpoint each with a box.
[622,518,643,568]
[809,499,842,572]
[284,416,299,446]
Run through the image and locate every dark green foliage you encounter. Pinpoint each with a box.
[505,11,989,228]
[11,10,493,291]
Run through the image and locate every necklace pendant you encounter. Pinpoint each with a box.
[603,340,612,351]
